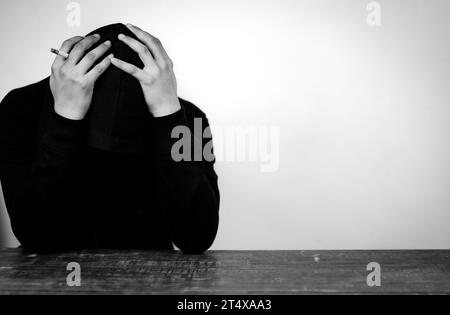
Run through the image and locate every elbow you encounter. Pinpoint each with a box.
[173,205,219,255]
[15,233,60,254]
[12,222,82,254]
[179,241,214,255]
[10,218,51,252]
[181,248,208,255]
[175,221,219,255]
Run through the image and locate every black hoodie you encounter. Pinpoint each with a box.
[0,24,220,254]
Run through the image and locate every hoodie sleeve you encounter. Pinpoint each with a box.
[0,90,94,251]
[152,104,220,255]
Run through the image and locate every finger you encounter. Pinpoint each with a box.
[52,36,84,69]
[110,57,147,81]
[85,54,114,83]
[117,34,156,68]
[67,34,101,65]
[77,40,112,73]
[126,24,171,65]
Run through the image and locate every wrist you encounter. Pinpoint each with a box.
[54,103,88,121]
[148,99,181,118]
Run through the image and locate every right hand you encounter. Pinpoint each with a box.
[50,34,113,120]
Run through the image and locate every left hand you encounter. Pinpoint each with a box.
[111,24,181,117]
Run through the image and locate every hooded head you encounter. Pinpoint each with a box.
[81,23,151,155]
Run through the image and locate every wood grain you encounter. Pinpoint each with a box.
[0,249,449,295]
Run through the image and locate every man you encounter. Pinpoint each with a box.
[0,23,220,254]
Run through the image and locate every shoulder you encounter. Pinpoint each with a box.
[0,78,50,160]
[0,78,49,116]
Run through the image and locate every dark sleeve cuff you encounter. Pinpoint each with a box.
[152,108,189,161]
[41,109,87,153]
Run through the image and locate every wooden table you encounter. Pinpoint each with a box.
[0,249,449,295]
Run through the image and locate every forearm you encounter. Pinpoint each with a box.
[153,107,220,254]
[4,110,92,251]
[160,162,219,254]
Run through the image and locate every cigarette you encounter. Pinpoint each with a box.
[50,48,69,59]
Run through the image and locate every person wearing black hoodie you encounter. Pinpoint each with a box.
[0,23,220,254]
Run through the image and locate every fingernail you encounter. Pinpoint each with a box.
[118,34,125,40]
[104,40,111,46]
[109,54,114,59]
[126,23,133,28]
[93,33,101,39]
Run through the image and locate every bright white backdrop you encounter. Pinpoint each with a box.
[1,0,450,249]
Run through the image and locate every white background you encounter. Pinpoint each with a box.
[1,0,450,249]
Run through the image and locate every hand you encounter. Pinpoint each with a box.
[111,24,181,118]
[50,34,114,120]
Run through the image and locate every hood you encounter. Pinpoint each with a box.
[82,23,151,154]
